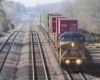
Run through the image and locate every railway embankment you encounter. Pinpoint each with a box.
[86,45,100,64]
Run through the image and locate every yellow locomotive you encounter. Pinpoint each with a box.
[59,32,86,71]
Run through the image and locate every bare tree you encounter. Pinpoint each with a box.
[60,0,100,34]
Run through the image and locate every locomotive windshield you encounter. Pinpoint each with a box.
[61,36,84,44]
[61,36,72,42]
[73,37,84,44]
[60,32,85,44]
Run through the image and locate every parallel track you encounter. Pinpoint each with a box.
[0,24,24,51]
[31,23,49,80]
[66,71,86,80]
[0,24,25,75]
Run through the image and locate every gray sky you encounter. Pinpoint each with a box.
[8,0,65,7]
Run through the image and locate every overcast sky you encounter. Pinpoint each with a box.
[8,0,65,7]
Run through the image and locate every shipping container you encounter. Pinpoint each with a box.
[56,18,78,47]
[56,18,70,37]
[50,16,65,33]
[56,18,78,37]
[43,13,62,31]
[37,13,47,29]
[68,20,78,32]
[37,13,62,33]
[42,13,48,31]
[48,13,62,29]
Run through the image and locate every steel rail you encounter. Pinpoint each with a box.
[30,28,35,80]
[0,32,20,75]
[0,24,25,75]
[66,71,72,80]
[0,24,24,52]
[67,71,86,80]
[0,32,15,52]
[79,72,86,80]
[36,31,49,80]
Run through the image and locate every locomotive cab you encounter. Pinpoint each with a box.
[60,32,85,44]
[59,32,86,71]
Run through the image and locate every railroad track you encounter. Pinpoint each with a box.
[69,72,86,80]
[30,23,87,80]
[0,24,25,75]
[65,71,86,80]
[62,68,87,80]
[30,24,49,80]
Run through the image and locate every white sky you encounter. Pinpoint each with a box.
[8,0,64,7]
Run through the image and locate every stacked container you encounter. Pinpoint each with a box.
[50,16,65,40]
[48,13,62,38]
[37,13,78,51]
[38,13,62,37]
[55,18,78,48]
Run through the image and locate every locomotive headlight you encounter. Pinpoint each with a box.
[65,60,70,64]
[76,59,81,64]
[72,43,74,47]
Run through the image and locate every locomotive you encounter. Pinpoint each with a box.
[36,13,86,71]
[59,32,85,71]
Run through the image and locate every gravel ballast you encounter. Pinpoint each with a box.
[33,25,66,80]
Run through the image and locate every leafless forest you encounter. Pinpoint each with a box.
[0,0,25,36]
[0,0,100,38]
[60,0,100,34]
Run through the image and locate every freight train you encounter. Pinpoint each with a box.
[35,13,86,71]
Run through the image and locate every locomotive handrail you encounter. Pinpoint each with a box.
[80,52,86,62]
[60,52,67,59]
[80,52,85,58]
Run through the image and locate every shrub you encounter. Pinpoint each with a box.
[11,23,15,29]
[3,25,10,32]
[95,39,100,43]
